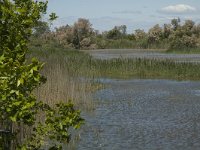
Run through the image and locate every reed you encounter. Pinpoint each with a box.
[23,47,200,148]
[89,58,200,80]
[28,48,99,111]
[28,47,200,112]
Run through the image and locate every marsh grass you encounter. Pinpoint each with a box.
[23,47,200,148]
[30,48,200,101]
[27,47,200,112]
[89,58,200,80]
[28,48,99,111]
[61,51,200,81]
[27,47,200,110]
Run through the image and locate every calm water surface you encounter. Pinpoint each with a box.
[84,49,200,63]
[75,79,200,150]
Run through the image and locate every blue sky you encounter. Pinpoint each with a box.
[47,0,200,32]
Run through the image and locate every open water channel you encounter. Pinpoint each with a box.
[70,50,200,150]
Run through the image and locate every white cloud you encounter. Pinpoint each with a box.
[159,4,196,14]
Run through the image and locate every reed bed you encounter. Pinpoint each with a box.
[89,58,200,80]
[28,48,99,111]
[28,48,200,111]
[30,48,200,88]
[20,47,200,148]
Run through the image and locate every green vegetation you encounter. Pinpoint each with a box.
[32,18,200,52]
[0,1,83,149]
[90,58,200,80]
[29,47,100,110]
[1,0,200,149]
[30,48,200,81]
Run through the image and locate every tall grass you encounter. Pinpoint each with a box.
[28,46,200,109]
[87,58,200,80]
[28,48,99,111]
[22,46,200,148]
[29,47,200,111]
[51,50,200,81]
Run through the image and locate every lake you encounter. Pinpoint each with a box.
[75,79,200,150]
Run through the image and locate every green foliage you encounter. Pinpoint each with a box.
[46,18,95,49]
[31,49,200,81]
[169,21,198,50]
[0,0,83,149]
[33,21,50,37]
[19,102,83,149]
[106,26,123,40]
[31,20,154,50]
[29,17,200,51]
[148,24,163,44]
[171,18,181,31]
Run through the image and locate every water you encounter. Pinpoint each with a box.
[84,49,200,63]
[75,79,200,150]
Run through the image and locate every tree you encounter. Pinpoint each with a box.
[148,24,162,44]
[183,20,195,30]
[52,18,94,49]
[106,26,123,40]
[117,25,127,35]
[73,18,94,49]
[192,24,200,38]
[169,25,197,49]
[134,29,147,41]
[54,25,74,48]
[163,24,172,39]
[183,20,195,36]
[169,19,198,50]
[169,34,197,49]
[134,29,148,48]
[33,21,50,37]
[0,0,83,149]
[171,18,181,31]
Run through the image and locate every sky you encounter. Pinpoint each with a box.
[46,0,200,33]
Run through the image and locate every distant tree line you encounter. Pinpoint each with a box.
[30,18,200,50]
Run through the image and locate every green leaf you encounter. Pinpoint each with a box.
[10,115,17,122]
[49,13,58,21]
[0,55,5,62]
[13,101,21,106]
[17,78,24,87]
[17,79,21,87]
